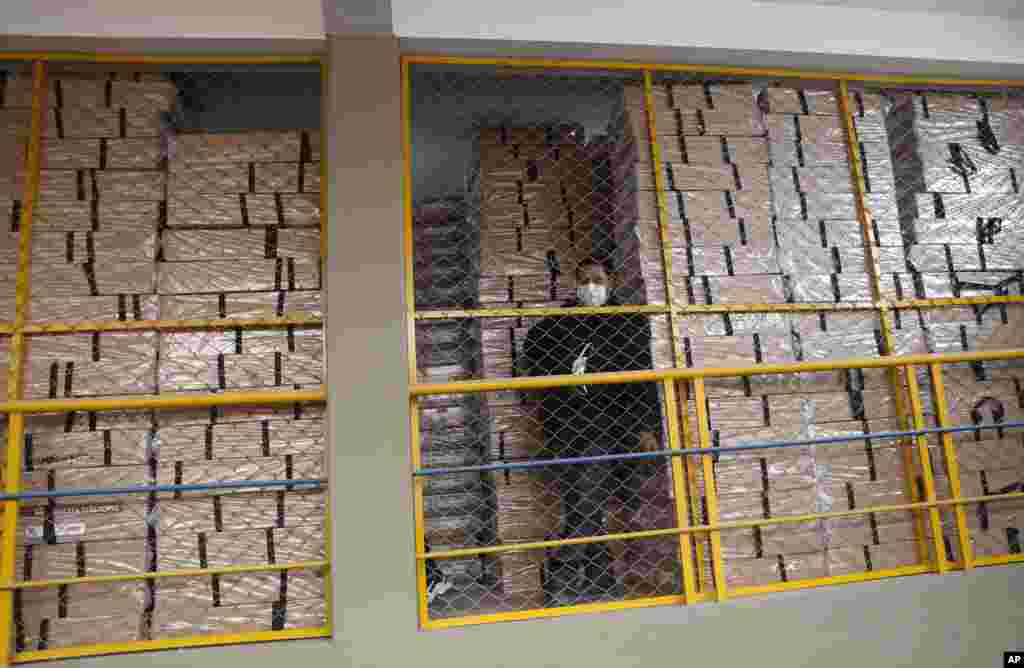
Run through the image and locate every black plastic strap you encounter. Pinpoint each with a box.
[977,114,1000,155]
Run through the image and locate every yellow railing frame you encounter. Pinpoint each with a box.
[0,54,331,665]
[403,54,1024,629]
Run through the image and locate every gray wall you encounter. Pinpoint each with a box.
[51,34,1024,668]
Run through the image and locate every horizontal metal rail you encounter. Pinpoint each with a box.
[0,387,326,414]
[2,560,328,590]
[404,54,1024,87]
[23,315,323,335]
[410,349,1024,396]
[0,478,326,502]
[414,295,1024,321]
[419,490,1024,560]
[414,420,1024,477]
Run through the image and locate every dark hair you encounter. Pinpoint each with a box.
[575,256,614,279]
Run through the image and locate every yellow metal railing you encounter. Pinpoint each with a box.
[403,54,1024,629]
[0,54,331,664]
[410,350,1024,629]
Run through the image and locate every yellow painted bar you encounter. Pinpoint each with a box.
[0,415,25,668]
[409,349,1024,396]
[413,301,880,321]
[23,315,323,335]
[645,69,699,601]
[0,325,13,335]
[3,560,328,590]
[401,57,432,627]
[642,70,683,364]
[0,387,326,414]
[409,397,431,627]
[693,379,727,601]
[838,79,887,307]
[904,366,949,573]
[401,59,419,384]
[2,53,322,65]
[893,296,1024,309]
[676,302,877,314]
[415,305,671,319]
[423,593,701,630]
[419,491,1024,560]
[402,55,1024,87]
[974,554,1024,567]
[661,380,697,602]
[317,58,332,636]
[678,380,706,592]
[12,627,331,664]
[730,564,933,598]
[0,61,45,668]
[929,363,973,569]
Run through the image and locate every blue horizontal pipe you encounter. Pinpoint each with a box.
[0,478,326,502]
[414,420,1024,477]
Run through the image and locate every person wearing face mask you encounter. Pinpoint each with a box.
[521,257,662,603]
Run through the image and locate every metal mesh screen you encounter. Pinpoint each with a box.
[409,63,1024,626]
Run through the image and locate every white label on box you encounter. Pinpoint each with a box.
[24,521,86,540]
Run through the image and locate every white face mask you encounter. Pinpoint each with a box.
[577,283,609,307]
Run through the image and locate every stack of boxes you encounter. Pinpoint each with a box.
[609,83,780,322]
[5,71,327,650]
[603,81,936,590]
[921,366,1024,560]
[885,91,1024,562]
[763,87,905,308]
[472,127,599,607]
[414,200,501,615]
[887,93,1024,302]
[704,386,927,588]
[887,93,1024,360]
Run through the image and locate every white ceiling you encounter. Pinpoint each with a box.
[755,0,1024,19]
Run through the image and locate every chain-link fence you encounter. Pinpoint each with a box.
[408,63,1024,625]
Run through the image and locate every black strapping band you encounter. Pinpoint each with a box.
[239,194,250,226]
[63,361,74,398]
[205,424,214,460]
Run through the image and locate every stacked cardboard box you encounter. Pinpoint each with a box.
[6,71,328,650]
[695,378,927,588]
[913,365,1024,560]
[887,93,1024,303]
[608,83,780,328]
[762,86,904,307]
[0,67,35,330]
[160,125,323,395]
[413,200,500,614]
[17,73,173,329]
[15,406,328,649]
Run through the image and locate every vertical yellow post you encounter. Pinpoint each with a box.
[837,80,928,563]
[318,57,333,635]
[692,378,726,600]
[903,366,949,573]
[400,59,431,625]
[679,380,705,591]
[661,380,697,601]
[1,61,45,667]
[642,70,701,596]
[929,363,973,569]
